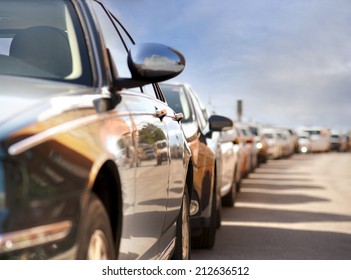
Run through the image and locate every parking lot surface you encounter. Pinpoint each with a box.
[192,152,351,259]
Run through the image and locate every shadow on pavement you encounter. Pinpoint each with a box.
[237,191,329,204]
[221,207,351,223]
[192,225,351,260]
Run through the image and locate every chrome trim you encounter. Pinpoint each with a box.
[157,238,176,260]
[189,200,199,216]
[74,0,101,87]
[0,221,72,253]
[8,111,129,156]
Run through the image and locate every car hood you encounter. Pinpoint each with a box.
[0,75,97,141]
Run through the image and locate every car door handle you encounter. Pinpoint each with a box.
[173,112,183,122]
[154,108,167,120]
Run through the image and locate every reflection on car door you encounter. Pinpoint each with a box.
[122,91,170,259]
[91,2,172,259]
[161,104,188,250]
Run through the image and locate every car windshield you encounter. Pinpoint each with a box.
[249,126,259,136]
[0,0,91,85]
[306,130,321,135]
[264,133,274,139]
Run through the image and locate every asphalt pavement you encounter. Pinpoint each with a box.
[192,152,351,259]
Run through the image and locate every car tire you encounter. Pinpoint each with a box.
[76,194,116,260]
[222,170,237,207]
[192,189,217,249]
[216,194,222,229]
[172,188,191,260]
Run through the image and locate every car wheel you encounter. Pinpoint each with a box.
[192,189,217,249]
[77,194,116,260]
[216,194,222,229]
[172,189,190,259]
[222,170,237,207]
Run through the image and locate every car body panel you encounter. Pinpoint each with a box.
[0,0,190,259]
[161,82,235,240]
[261,127,283,159]
[160,83,216,236]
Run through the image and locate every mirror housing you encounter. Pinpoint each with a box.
[208,115,233,132]
[114,43,185,90]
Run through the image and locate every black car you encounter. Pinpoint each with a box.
[0,0,192,260]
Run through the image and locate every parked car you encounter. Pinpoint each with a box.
[161,83,234,248]
[248,123,268,165]
[233,123,251,179]
[330,130,348,152]
[0,0,192,260]
[287,128,300,153]
[340,134,349,152]
[236,122,258,172]
[276,128,294,157]
[261,127,283,159]
[297,130,312,154]
[303,127,331,153]
[219,127,243,201]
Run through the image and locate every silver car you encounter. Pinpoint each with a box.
[0,0,192,260]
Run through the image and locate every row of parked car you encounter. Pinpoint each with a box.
[0,0,349,260]
[160,83,266,250]
[262,126,350,158]
[160,81,351,254]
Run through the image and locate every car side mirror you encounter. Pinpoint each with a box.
[208,115,233,132]
[114,43,185,90]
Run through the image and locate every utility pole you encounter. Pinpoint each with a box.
[237,99,242,122]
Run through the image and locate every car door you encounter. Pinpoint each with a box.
[122,92,170,259]
[217,129,236,197]
[90,2,169,259]
[144,84,186,252]
[185,86,218,211]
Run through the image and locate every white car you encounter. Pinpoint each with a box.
[297,130,312,153]
[262,127,283,159]
[303,127,331,152]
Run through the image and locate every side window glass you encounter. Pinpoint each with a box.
[142,84,158,99]
[91,2,131,79]
[161,84,195,124]
[0,39,11,55]
[188,88,207,130]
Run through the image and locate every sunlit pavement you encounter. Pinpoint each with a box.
[192,152,351,259]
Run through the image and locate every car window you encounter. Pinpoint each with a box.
[187,87,207,130]
[264,133,274,139]
[0,0,91,85]
[91,1,132,80]
[161,84,194,123]
[142,84,158,99]
[249,126,259,136]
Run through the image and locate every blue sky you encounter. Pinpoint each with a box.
[107,0,351,131]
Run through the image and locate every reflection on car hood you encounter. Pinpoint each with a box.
[0,75,95,138]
